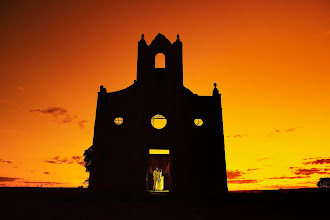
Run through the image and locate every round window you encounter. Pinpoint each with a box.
[114,117,123,125]
[151,114,167,129]
[194,119,203,126]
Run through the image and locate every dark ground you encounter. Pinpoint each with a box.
[0,187,329,219]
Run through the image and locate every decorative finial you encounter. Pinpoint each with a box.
[175,34,181,43]
[100,85,107,93]
[213,83,219,96]
[139,34,147,45]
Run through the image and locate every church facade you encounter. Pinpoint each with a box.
[88,34,228,195]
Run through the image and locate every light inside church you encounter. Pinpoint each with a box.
[194,119,203,126]
[149,149,170,155]
[151,114,167,129]
[114,117,123,125]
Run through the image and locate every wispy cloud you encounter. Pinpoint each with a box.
[246,168,259,172]
[257,157,269,161]
[233,134,245,138]
[263,184,310,189]
[30,107,77,124]
[227,170,245,179]
[227,167,260,180]
[0,159,18,169]
[269,176,308,180]
[78,120,88,128]
[30,107,68,116]
[44,156,85,166]
[0,159,13,164]
[226,134,247,138]
[285,128,296,132]
[269,128,298,136]
[290,167,330,176]
[22,181,63,186]
[228,179,258,184]
[303,158,330,165]
[0,177,21,182]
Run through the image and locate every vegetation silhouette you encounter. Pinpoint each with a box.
[83,145,92,173]
[317,177,330,188]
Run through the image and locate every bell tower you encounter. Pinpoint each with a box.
[137,33,183,90]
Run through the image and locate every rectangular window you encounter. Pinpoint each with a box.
[149,149,170,155]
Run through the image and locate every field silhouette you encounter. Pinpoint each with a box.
[1,187,330,219]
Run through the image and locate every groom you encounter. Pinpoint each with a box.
[153,167,159,190]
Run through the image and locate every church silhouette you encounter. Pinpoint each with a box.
[88,34,228,196]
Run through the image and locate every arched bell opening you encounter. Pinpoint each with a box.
[155,53,165,68]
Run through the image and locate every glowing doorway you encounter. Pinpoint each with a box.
[147,149,170,192]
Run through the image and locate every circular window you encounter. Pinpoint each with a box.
[151,114,167,129]
[114,117,123,125]
[194,119,203,126]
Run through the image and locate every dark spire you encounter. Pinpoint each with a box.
[176,34,181,42]
[100,85,107,93]
[173,34,182,46]
[139,34,147,45]
[213,83,219,96]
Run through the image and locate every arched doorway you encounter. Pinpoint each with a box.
[147,149,171,192]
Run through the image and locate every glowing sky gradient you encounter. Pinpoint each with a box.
[0,0,329,190]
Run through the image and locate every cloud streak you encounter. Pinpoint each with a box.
[246,168,259,172]
[30,107,77,124]
[226,134,247,138]
[227,170,245,179]
[263,184,310,189]
[0,159,13,164]
[257,157,269,161]
[78,120,87,128]
[0,177,20,182]
[22,181,63,185]
[290,167,330,176]
[30,107,68,116]
[227,179,258,184]
[269,176,308,180]
[269,128,298,136]
[44,156,85,166]
[303,158,330,165]
[29,106,88,126]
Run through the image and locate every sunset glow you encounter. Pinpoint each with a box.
[0,0,329,190]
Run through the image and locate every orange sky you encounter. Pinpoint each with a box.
[0,0,329,190]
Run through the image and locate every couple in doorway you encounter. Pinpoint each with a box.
[153,167,164,191]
